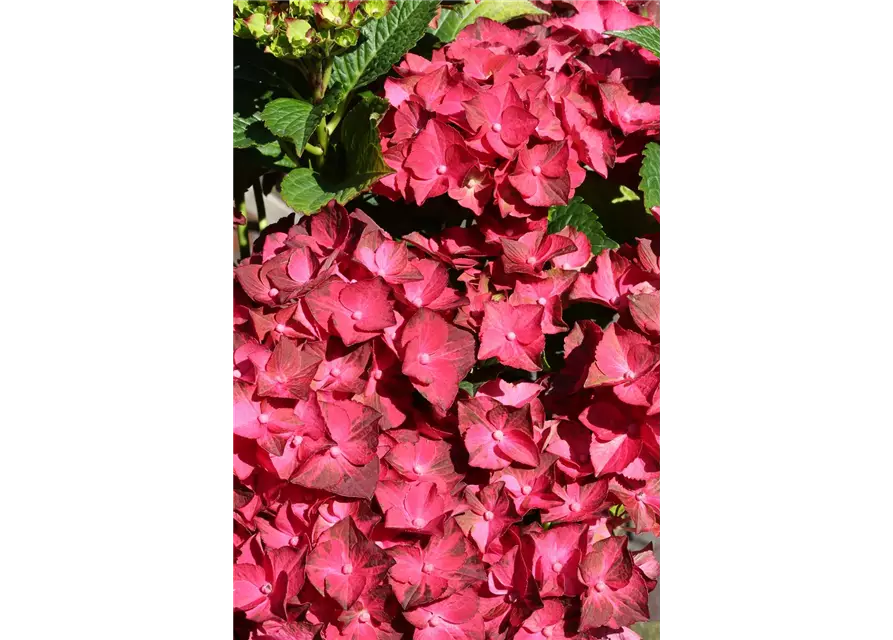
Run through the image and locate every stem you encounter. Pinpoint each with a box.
[321,61,333,96]
[282,140,300,166]
[315,115,329,169]
[252,178,267,229]
[304,143,324,156]
[313,59,333,102]
[238,223,250,260]
[326,92,351,135]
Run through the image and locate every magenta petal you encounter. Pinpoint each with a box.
[499,106,538,147]
[508,171,540,199]
[498,431,540,467]
[405,148,440,180]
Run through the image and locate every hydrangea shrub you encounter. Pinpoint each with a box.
[234,2,660,639]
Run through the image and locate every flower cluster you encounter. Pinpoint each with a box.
[375,5,659,218]
[234,0,389,59]
[234,199,660,639]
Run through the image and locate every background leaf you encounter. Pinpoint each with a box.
[329,0,438,103]
[234,78,281,150]
[233,43,295,153]
[279,168,392,214]
[548,197,619,255]
[458,380,485,397]
[639,142,660,211]
[605,25,660,58]
[433,0,547,43]
[339,94,393,183]
[234,112,272,149]
[261,98,321,156]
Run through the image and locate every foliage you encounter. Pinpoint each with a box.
[233,0,434,216]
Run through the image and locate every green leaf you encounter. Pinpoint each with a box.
[433,0,547,43]
[279,98,393,214]
[234,112,262,149]
[279,168,390,214]
[247,135,295,166]
[605,25,660,58]
[234,60,294,152]
[233,79,273,150]
[548,197,619,255]
[261,98,321,156]
[340,95,393,180]
[639,142,660,211]
[233,107,285,157]
[329,0,438,103]
[356,90,391,121]
[459,380,484,397]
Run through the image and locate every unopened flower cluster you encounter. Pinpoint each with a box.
[234,5,659,640]
[234,0,389,58]
[375,3,659,217]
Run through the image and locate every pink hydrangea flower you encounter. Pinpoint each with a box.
[455,482,516,553]
[478,301,545,371]
[578,536,650,631]
[399,309,476,412]
[387,519,486,608]
[305,278,397,346]
[404,120,476,205]
[508,142,572,207]
[458,397,540,469]
[305,517,395,609]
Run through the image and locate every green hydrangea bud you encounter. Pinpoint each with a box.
[334,27,358,48]
[244,13,269,39]
[236,0,385,60]
[319,0,350,27]
[234,18,251,38]
[360,0,389,21]
[285,18,312,45]
[288,0,315,17]
[239,1,272,17]
[265,33,291,58]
